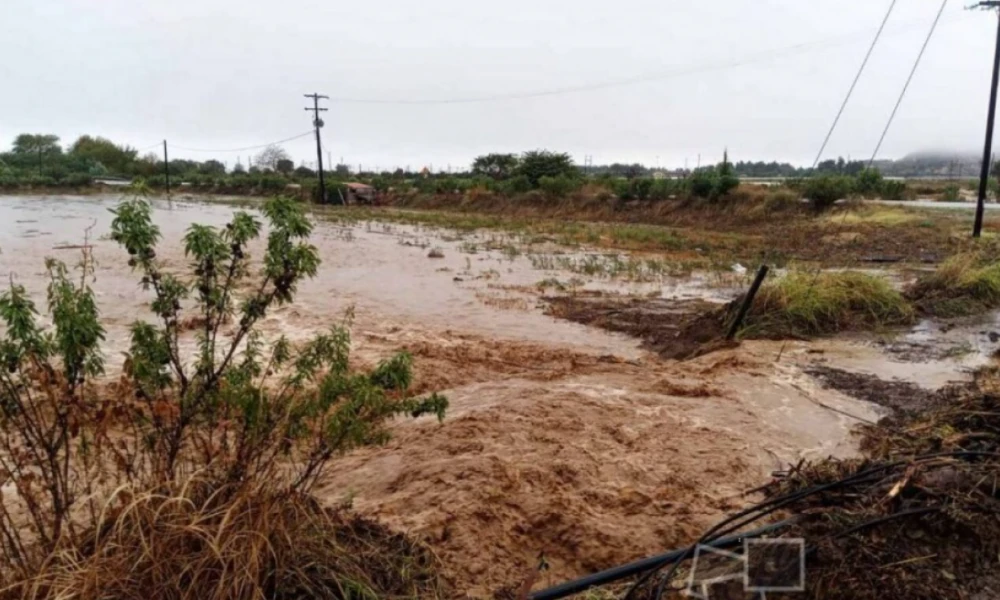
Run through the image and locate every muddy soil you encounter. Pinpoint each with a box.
[392,193,968,265]
[544,294,733,360]
[0,193,980,598]
[805,366,939,414]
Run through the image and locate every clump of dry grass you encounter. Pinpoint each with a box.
[742,271,914,338]
[5,477,445,600]
[907,249,1000,317]
[755,368,1000,600]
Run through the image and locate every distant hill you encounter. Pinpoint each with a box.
[883,150,983,178]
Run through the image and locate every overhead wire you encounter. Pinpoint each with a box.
[774,0,949,363]
[868,0,950,167]
[324,16,963,105]
[812,0,899,169]
[167,130,314,153]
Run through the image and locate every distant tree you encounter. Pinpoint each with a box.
[130,152,161,177]
[253,145,290,171]
[516,151,578,187]
[198,159,226,175]
[334,164,351,178]
[276,158,294,175]
[168,159,199,177]
[472,153,519,180]
[11,134,61,156]
[294,165,316,178]
[233,162,247,175]
[69,135,137,174]
[11,134,61,171]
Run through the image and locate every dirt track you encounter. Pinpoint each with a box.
[1,194,987,598]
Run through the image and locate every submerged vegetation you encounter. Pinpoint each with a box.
[0,188,447,598]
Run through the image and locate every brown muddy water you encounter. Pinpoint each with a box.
[2,194,997,596]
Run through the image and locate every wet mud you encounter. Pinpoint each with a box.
[544,294,733,360]
[805,366,939,414]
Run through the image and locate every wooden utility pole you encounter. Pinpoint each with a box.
[303,93,330,203]
[163,140,170,196]
[974,2,1000,237]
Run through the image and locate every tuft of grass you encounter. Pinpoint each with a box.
[829,206,921,227]
[744,271,914,338]
[8,477,445,600]
[908,251,1000,317]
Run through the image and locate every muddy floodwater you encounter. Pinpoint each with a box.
[2,194,997,596]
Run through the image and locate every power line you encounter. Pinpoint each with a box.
[168,130,314,153]
[812,0,898,169]
[772,1,950,364]
[325,16,962,105]
[868,0,950,166]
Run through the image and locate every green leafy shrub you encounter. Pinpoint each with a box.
[257,174,288,192]
[515,150,579,187]
[854,168,884,197]
[878,179,907,201]
[649,178,680,201]
[62,172,94,187]
[0,190,447,591]
[501,174,533,195]
[803,175,854,210]
[538,174,579,198]
[942,184,961,203]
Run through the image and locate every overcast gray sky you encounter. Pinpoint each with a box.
[1,0,997,171]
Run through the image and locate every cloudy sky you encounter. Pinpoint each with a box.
[1,0,997,171]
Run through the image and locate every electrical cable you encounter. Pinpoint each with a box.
[325,17,962,105]
[812,0,898,169]
[628,451,1000,600]
[774,0,949,364]
[868,0,950,167]
[168,131,314,153]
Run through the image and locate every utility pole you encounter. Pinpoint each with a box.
[973,2,1000,237]
[303,93,329,203]
[163,140,170,196]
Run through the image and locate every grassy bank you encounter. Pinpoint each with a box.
[742,271,915,338]
[907,248,1000,317]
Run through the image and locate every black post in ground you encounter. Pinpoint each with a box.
[727,265,770,341]
[163,140,170,196]
[303,93,329,203]
[974,2,1000,238]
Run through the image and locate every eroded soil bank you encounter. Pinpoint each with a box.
[1,194,992,597]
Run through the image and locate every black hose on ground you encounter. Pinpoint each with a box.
[528,518,796,600]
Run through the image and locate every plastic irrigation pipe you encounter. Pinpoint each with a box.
[528,518,796,600]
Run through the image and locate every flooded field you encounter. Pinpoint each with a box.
[2,193,998,596]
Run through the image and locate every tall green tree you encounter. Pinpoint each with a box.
[198,159,226,175]
[69,135,137,175]
[516,150,578,187]
[472,153,519,180]
[11,134,61,156]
